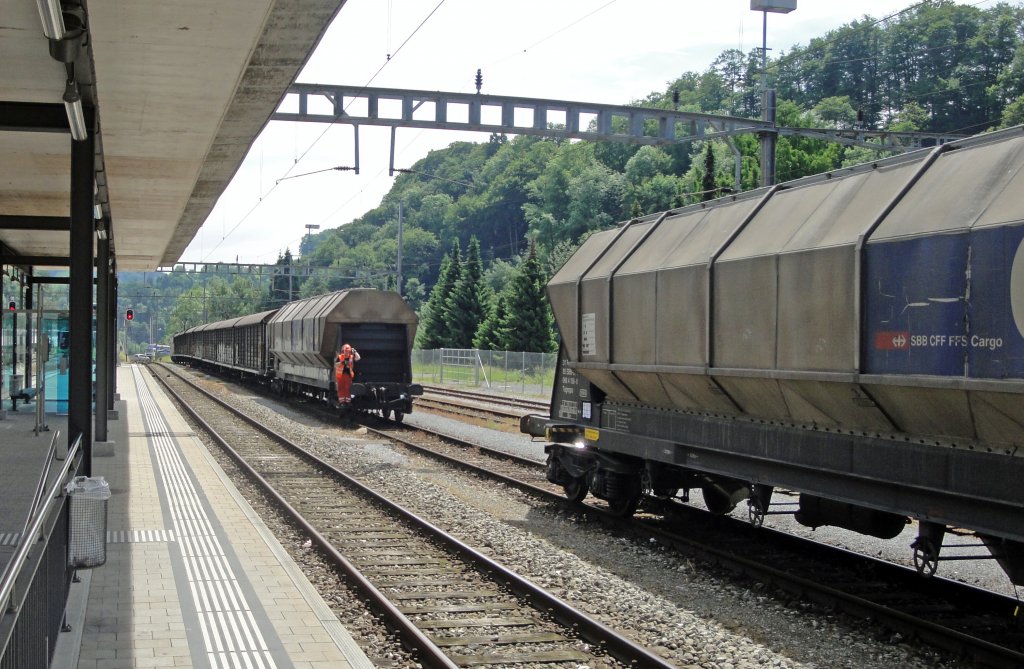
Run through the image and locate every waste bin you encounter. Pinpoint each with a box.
[67,476,110,568]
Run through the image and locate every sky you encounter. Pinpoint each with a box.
[180,0,1000,266]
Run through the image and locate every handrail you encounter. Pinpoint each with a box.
[0,434,81,615]
[21,430,61,542]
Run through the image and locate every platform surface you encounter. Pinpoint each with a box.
[54,364,374,669]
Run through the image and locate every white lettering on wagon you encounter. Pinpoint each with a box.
[907,334,1003,350]
[581,313,597,356]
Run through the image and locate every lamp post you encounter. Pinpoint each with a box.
[751,0,796,187]
[304,224,320,249]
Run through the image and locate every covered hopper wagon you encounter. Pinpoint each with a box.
[522,125,1024,585]
[172,289,422,419]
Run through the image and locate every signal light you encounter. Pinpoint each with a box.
[8,301,14,311]
[126,308,134,321]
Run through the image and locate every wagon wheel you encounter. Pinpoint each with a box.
[391,410,404,423]
[606,492,640,518]
[912,537,939,578]
[747,498,766,528]
[562,475,589,503]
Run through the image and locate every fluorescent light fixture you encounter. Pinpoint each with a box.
[35,0,65,40]
[63,80,87,141]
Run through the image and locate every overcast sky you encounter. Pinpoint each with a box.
[181,0,999,266]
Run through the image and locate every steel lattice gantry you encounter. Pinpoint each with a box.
[273,84,966,185]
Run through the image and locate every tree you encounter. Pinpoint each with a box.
[444,237,487,348]
[416,240,460,349]
[812,96,858,128]
[1000,95,1024,128]
[268,249,294,309]
[499,244,555,353]
[701,144,716,202]
[473,292,508,350]
[168,286,205,335]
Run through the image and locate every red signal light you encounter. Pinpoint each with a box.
[8,301,14,311]
[126,309,134,321]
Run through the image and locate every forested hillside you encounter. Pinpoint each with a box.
[128,1,1024,353]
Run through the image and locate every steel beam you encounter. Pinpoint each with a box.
[276,84,773,147]
[0,216,70,231]
[69,134,95,475]
[276,84,966,152]
[0,256,70,266]
[28,277,70,285]
[110,272,118,402]
[0,102,71,133]
[95,234,111,443]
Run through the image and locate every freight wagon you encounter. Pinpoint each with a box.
[172,289,422,420]
[522,125,1024,585]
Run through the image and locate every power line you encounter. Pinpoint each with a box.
[200,0,449,263]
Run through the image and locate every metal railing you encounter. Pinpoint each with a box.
[0,433,82,668]
[412,349,555,398]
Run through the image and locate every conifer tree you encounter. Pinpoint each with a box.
[417,240,460,348]
[701,144,716,202]
[499,243,555,353]
[445,237,487,348]
[474,292,509,350]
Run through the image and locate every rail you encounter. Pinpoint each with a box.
[20,430,61,543]
[155,364,676,669]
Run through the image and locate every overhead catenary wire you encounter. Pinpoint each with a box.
[200,0,449,263]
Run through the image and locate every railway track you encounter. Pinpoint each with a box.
[422,385,549,411]
[149,364,674,669]
[160,363,1024,666]
[420,385,549,423]
[367,420,1024,668]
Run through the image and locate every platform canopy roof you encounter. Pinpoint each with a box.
[0,0,346,272]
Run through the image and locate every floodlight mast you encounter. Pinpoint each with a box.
[751,0,796,187]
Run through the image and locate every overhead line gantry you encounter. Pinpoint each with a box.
[273,84,966,189]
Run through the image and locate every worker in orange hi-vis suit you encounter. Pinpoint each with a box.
[335,344,360,403]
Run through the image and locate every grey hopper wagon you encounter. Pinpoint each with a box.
[267,289,421,418]
[527,125,1024,584]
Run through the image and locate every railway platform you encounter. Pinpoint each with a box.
[34,364,374,669]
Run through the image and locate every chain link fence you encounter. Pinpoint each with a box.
[412,349,555,399]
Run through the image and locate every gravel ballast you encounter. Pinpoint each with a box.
[171,369,968,668]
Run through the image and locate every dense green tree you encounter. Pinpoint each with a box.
[1001,95,1024,127]
[444,237,487,349]
[473,292,508,350]
[416,240,460,348]
[701,144,717,202]
[168,286,205,335]
[499,244,555,353]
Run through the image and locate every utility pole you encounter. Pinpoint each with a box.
[396,203,404,297]
[752,0,796,187]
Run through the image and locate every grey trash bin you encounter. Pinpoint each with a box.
[67,476,111,568]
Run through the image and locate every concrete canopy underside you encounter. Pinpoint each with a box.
[0,0,347,271]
